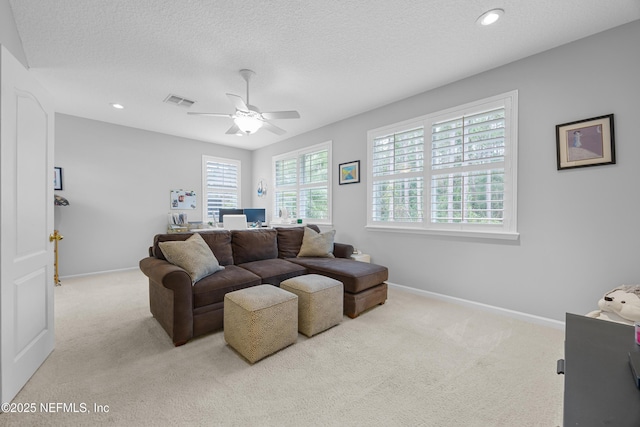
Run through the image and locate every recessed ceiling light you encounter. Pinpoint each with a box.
[477,8,504,26]
[111,103,125,109]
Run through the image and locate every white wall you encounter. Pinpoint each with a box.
[0,0,28,67]
[253,20,640,322]
[55,114,252,276]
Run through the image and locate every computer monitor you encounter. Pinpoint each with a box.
[218,208,243,223]
[243,208,266,225]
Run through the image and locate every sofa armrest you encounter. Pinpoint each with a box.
[139,257,194,345]
[140,257,192,290]
[334,242,354,259]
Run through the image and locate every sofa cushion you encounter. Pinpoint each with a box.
[231,229,278,264]
[275,225,321,259]
[153,230,234,266]
[298,227,335,258]
[158,233,224,284]
[288,257,388,294]
[237,259,307,286]
[192,265,262,309]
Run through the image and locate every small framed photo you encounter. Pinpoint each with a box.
[54,167,63,190]
[339,160,360,185]
[556,114,615,170]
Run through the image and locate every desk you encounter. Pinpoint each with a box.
[167,226,216,233]
[269,222,305,228]
[561,313,640,426]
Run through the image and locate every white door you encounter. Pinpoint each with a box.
[0,45,55,403]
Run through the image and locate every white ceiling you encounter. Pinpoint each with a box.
[8,1,640,150]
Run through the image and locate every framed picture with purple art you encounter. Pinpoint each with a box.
[556,114,615,170]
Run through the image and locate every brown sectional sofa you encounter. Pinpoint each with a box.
[139,225,388,346]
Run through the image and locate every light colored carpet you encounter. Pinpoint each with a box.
[2,270,564,426]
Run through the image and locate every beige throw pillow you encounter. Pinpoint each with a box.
[297,227,335,258]
[158,233,224,284]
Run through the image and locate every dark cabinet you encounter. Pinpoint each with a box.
[560,313,640,426]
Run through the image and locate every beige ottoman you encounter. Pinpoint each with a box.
[281,274,343,337]
[224,285,298,363]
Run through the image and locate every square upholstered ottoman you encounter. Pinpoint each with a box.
[224,285,298,363]
[280,274,343,337]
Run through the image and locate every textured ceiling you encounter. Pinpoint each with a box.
[8,0,640,150]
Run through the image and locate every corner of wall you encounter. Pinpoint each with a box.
[0,0,29,68]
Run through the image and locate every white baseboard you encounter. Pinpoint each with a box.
[59,266,139,280]
[57,270,565,330]
[388,282,565,330]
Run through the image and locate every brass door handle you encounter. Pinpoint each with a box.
[50,230,63,286]
[49,231,63,242]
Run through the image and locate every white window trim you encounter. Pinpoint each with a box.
[272,141,333,225]
[366,91,519,240]
[201,155,242,221]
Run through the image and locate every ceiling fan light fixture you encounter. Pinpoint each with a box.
[234,111,263,134]
[189,68,299,136]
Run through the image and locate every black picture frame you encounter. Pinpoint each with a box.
[556,114,615,170]
[54,167,63,190]
[338,160,360,185]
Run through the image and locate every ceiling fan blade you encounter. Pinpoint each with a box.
[226,93,249,112]
[187,112,234,117]
[261,110,300,120]
[261,120,286,136]
[225,123,242,135]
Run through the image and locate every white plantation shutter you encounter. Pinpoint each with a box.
[274,157,298,218]
[299,149,329,219]
[371,127,424,222]
[431,107,506,224]
[275,158,297,186]
[273,142,331,223]
[367,91,518,238]
[299,187,328,219]
[202,156,241,221]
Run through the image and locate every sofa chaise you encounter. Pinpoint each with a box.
[139,225,388,346]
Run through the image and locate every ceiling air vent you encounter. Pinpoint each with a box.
[163,94,195,108]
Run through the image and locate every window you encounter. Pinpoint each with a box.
[202,156,241,222]
[367,91,518,239]
[273,141,332,223]
[371,126,425,223]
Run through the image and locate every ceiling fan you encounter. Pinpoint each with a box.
[188,69,300,136]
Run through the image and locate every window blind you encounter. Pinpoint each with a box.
[275,158,297,187]
[203,157,240,220]
[367,91,517,237]
[372,177,424,222]
[430,107,505,224]
[372,128,424,176]
[273,143,331,222]
[300,151,328,185]
[371,128,424,222]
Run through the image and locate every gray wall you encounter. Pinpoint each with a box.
[12,7,638,321]
[252,20,640,322]
[55,114,252,276]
